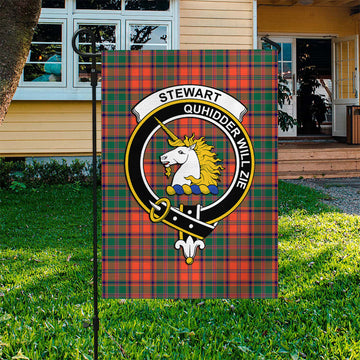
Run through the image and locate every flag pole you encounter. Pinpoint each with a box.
[72,29,100,360]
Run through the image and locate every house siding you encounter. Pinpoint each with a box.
[180,0,254,49]
[0,101,101,156]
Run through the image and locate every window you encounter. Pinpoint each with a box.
[75,23,118,85]
[262,41,292,79]
[16,0,178,100]
[278,42,292,80]
[128,24,169,50]
[21,21,66,87]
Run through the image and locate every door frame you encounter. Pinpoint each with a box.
[332,35,360,137]
[258,35,297,136]
[259,33,337,137]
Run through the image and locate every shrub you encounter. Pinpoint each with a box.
[0,157,101,189]
[0,158,25,188]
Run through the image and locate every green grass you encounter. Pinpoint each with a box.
[0,182,360,359]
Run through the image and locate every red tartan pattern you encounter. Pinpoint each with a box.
[102,50,278,298]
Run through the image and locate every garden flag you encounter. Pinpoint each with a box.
[102,50,278,298]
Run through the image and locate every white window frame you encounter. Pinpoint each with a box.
[19,19,67,88]
[126,20,172,51]
[14,0,179,101]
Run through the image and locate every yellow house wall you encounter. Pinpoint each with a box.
[180,0,254,49]
[258,5,358,36]
[2,0,255,157]
[0,101,101,157]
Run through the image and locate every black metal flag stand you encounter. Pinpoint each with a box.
[69,30,280,360]
[72,29,100,360]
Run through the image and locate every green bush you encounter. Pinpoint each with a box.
[0,157,101,189]
[0,158,25,188]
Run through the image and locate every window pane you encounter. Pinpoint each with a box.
[77,24,117,83]
[126,0,169,10]
[79,43,115,57]
[33,24,62,43]
[76,0,121,10]
[282,43,292,62]
[42,0,65,8]
[24,23,63,83]
[24,61,62,82]
[79,25,116,44]
[130,25,168,50]
[282,62,292,79]
[79,64,102,82]
[29,44,62,62]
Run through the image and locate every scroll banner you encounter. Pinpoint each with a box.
[102,50,278,299]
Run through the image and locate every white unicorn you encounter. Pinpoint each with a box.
[154,117,223,188]
[160,144,200,186]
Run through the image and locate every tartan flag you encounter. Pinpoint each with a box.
[102,50,278,298]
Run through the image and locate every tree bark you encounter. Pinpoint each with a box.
[0,0,41,124]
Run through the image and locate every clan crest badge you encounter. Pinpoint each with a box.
[103,49,278,299]
[125,85,254,265]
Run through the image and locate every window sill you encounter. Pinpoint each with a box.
[13,87,102,101]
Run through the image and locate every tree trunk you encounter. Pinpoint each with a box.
[0,0,41,123]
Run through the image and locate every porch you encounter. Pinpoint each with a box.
[258,0,360,139]
[279,137,360,179]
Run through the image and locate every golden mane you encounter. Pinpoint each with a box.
[167,134,224,186]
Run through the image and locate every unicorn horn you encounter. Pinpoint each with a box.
[154,117,179,142]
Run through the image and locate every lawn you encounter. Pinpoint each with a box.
[0,182,360,359]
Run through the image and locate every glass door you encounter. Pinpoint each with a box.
[260,37,297,137]
[332,36,359,136]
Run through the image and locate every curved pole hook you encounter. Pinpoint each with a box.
[72,28,101,57]
[261,36,281,55]
[72,28,101,87]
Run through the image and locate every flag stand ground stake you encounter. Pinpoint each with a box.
[72,29,100,360]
